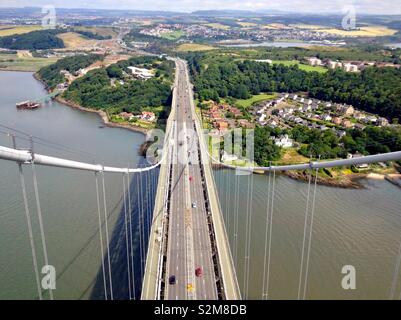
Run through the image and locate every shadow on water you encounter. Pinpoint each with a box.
[90,159,160,300]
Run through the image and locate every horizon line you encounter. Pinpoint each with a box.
[0,6,400,16]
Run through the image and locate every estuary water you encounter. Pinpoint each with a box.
[0,71,401,300]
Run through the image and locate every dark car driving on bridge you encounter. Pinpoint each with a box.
[195,267,203,277]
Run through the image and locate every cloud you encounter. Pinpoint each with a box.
[0,0,400,14]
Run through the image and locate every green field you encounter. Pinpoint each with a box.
[273,60,328,73]
[160,30,185,40]
[0,25,43,37]
[176,43,216,52]
[0,53,59,71]
[234,93,277,108]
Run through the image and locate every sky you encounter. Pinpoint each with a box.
[0,0,401,15]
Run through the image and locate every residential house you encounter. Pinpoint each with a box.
[274,135,294,148]
[119,112,134,121]
[322,114,332,121]
[348,153,369,169]
[341,119,354,128]
[365,116,378,124]
[327,60,343,69]
[215,120,229,131]
[307,57,323,66]
[237,119,254,129]
[141,111,156,122]
[343,63,359,72]
[258,114,267,124]
[338,105,354,116]
[354,111,366,121]
[332,117,342,125]
[377,118,389,127]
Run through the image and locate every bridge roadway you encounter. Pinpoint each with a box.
[165,59,218,300]
[141,58,241,300]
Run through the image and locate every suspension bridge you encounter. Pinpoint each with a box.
[1,58,401,300]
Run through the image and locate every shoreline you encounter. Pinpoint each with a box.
[0,68,39,73]
[55,96,149,136]
[32,72,149,136]
[212,162,401,189]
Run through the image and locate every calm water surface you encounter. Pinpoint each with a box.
[0,71,151,299]
[215,170,401,299]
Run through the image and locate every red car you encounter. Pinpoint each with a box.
[189,176,193,182]
[195,267,203,277]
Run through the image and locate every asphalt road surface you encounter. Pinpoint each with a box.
[165,60,218,300]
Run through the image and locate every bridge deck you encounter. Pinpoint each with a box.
[141,58,240,300]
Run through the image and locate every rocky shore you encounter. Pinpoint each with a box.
[212,162,401,189]
[284,170,365,189]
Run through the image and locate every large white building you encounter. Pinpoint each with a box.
[127,66,154,80]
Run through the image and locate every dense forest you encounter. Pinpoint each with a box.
[73,29,112,40]
[38,54,103,89]
[60,56,174,117]
[186,53,401,121]
[0,28,112,51]
[0,29,65,50]
[244,125,401,165]
[290,125,401,159]
[63,68,172,115]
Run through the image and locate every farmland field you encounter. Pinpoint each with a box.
[319,26,398,37]
[237,21,258,28]
[205,23,230,30]
[159,30,185,40]
[176,43,217,52]
[0,25,43,37]
[0,53,58,71]
[57,32,95,49]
